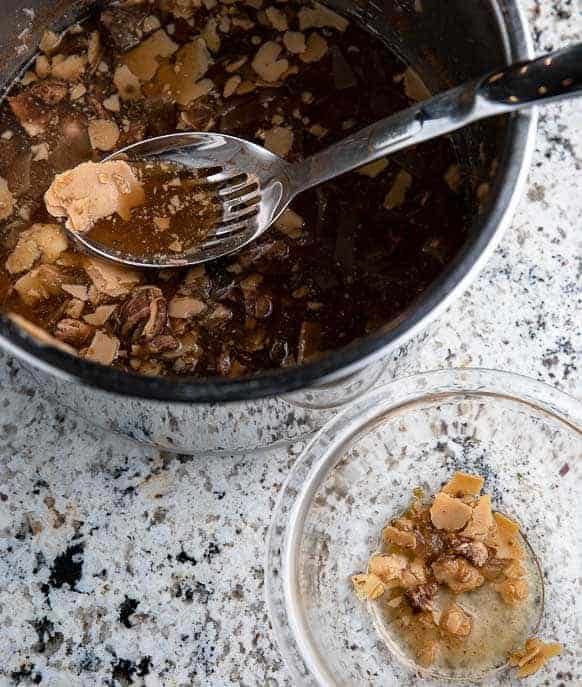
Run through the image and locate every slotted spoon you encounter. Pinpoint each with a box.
[73,43,582,268]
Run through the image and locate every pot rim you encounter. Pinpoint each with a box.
[0,1,537,404]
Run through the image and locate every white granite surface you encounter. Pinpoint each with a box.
[0,1,581,685]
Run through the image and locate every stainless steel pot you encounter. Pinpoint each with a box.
[0,0,536,453]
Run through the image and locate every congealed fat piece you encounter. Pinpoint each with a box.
[283,31,306,55]
[384,169,412,209]
[251,42,289,82]
[51,54,87,81]
[62,283,89,301]
[357,158,389,178]
[262,126,294,157]
[0,177,15,220]
[431,556,485,593]
[161,0,202,19]
[39,30,61,55]
[403,67,431,102]
[442,472,485,497]
[298,2,349,31]
[84,330,120,365]
[461,495,494,540]
[152,39,211,106]
[440,604,472,637]
[494,575,529,606]
[486,512,524,560]
[299,33,328,64]
[223,75,242,98]
[113,65,142,101]
[351,573,385,601]
[83,304,118,326]
[430,492,473,531]
[88,119,120,151]
[44,161,145,233]
[202,18,220,53]
[14,265,63,305]
[368,553,408,582]
[382,525,416,549]
[168,296,206,318]
[509,638,562,678]
[122,29,178,82]
[265,6,288,31]
[87,31,102,70]
[82,256,141,298]
[5,223,68,274]
[274,208,304,238]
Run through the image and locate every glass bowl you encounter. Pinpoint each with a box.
[265,369,582,686]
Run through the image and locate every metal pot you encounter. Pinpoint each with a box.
[0,0,536,453]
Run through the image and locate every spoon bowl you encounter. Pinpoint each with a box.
[72,132,292,268]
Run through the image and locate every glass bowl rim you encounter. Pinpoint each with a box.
[265,367,582,686]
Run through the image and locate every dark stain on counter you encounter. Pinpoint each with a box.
[48,542,84,591]
[118,596,139,629]
[110,656,152,686]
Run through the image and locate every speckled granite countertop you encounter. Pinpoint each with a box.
[0,1,581,685]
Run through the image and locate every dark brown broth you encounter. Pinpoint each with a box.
[0,2,472,378]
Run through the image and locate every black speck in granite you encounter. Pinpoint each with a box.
[544,133,582,168]
[111,463,130,479]
[30,616,64,656]
[32,479,49,494]
[110,658,136,686]
[176,548,197,565]
[231,584,244,601]
[149,506,167,526]
[79,649,102,671]
[204,542,220,563]
[137,657,153,677]
[111,656,152,685]
[13,519,29,542]
[10,663,42,684]
[527,182,546,203]
[2,422,17,437]
[48,542,84,591]
[194,581,212,603]
[174,580,212,605]
[118,596,139,629]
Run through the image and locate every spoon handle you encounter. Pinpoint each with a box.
[289,43,582,192]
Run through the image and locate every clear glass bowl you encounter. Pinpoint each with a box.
[265,369,582,686]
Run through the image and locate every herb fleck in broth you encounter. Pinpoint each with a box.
[0,1,474,378]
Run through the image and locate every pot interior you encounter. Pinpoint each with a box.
[0,0,531,402]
